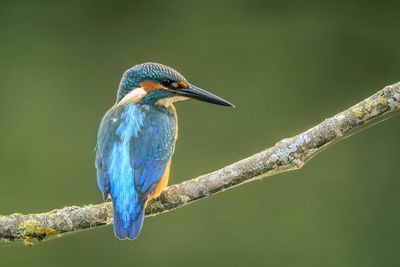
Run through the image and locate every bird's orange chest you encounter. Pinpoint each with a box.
[146,104,178,204]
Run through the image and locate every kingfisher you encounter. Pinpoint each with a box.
[95,62,233,239]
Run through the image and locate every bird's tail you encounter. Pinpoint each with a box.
[113,201,145,240]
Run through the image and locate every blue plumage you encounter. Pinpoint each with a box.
[95,62,233,240]
[113,201,145,239]
[96,103,176,239]
[117,63,187,102]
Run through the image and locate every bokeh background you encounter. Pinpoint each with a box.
[0,0,399,266]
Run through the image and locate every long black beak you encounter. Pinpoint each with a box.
[176,83,234,107]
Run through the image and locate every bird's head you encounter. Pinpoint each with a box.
[116,63,234,107]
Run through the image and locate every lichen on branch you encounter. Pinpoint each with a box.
[1,82,399,246]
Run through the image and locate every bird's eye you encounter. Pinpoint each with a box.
[161,79,181,89]
[161,79,171,87]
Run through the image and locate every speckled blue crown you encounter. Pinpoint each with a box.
[117,63,188,102]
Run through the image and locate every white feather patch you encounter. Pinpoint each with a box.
[117,87,148,106]
[155,96,188,108]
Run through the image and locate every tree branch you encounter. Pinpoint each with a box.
[1,82,399,246]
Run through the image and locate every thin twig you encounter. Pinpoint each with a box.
[1,82,399,246]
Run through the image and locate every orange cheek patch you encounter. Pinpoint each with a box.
[140,81,167,92]
[178,82,188,88]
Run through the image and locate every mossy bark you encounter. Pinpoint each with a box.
[1,82,399,245]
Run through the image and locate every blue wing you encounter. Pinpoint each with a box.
[95,103,176,239]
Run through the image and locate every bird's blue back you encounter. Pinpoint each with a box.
[95,103,176,239]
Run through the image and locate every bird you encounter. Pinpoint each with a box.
[95,62,233,239]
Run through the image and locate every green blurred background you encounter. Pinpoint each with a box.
[0,0,399,266]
